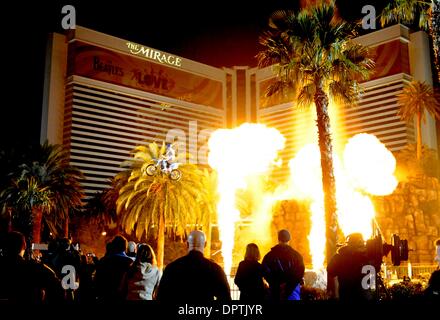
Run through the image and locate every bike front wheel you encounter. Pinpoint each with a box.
[169,169,182,181]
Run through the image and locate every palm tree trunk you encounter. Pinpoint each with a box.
[31,206,43,247]
[431,1,440,81]
[157,210,165,270]
[416,112,422,160]
[314,85,338,267]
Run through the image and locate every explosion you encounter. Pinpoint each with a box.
[288,134,398,270]
[208,116,398,282]
[208,123,285,275]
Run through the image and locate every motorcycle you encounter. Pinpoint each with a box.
[144,157,182,181]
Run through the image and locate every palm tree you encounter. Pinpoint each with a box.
[381,0,440,80]
[199,168,218,258]
[257,1,374,265]
[86,172,129,229]
[1,177,52,246]
[397,80,440,160]
[116,142,215,269]
[0,142,85,244]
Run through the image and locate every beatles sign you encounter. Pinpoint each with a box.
[67,41,223,109]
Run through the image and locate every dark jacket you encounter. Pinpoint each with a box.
[261,244,305,301]
[234,259,266,301]
[94,252,133,302]
[156,250,231,302]
[327,245,372,301]
[0,255,64,303]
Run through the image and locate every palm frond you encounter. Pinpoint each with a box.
[258,2,374,111]
[397,80,440,122]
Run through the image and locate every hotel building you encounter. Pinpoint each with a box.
[41,24,437,197]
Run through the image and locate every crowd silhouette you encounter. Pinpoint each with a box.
[0,229,439,303]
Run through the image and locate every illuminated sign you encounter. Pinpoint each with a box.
[126,41,182,67]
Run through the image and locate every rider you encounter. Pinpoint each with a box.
[160,143,177,172]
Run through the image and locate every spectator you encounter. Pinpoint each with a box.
[327,233,373,301]
[50,238,81,279]
[125,243,161,300]
[234,243,267,301]
[0,231,64,303]
[262,229,305,301]
[127,241,137,261]
[156,230,231,302]
[77,253,97,302]
[434,238,440,269]
[94,235,133,301]
[424,269,440,300]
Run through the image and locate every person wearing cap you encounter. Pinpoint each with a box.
[261,229,305,301]
[156,230,231,302]
[327,233,372,301]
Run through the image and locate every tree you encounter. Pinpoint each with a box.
[257,1,374,268]
[0,142,85,246]
[397,80,440,160]
[85,172,129,230]
[1,177,52,246]
[381,0,440,81]
[116,142,215,269]
[198,168,218,258]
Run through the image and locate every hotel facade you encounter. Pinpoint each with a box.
[41,25,437,198]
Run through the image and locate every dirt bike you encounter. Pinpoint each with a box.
[144,158,182,181]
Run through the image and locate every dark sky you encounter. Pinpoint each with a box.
[0,0,389,149]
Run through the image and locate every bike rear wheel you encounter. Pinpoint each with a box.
[145,164,158,176]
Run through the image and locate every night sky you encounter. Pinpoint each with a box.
[0,0,390,149]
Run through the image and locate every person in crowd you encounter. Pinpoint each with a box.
[127,241,137,261]
[94,234,133,301]
[48,237,81,301]
[50,237,81,279]
[262,229,305,301]
[156,230,231,302]
[0,231,64,303]
[327,233,373,301]
[234,243,267,301]
[434,238,440,269]
[424,269,440,300]
[125,243,161,300]
[77,253,97,302]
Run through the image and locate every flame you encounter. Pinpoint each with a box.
[288,144,326,270]
[208,123,285,275]
[343,133,398,196]
[288,133,398,269]
[336,133,398,240]
[207,107,398,282]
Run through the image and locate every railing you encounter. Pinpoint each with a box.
[383,263,438,282]
[227,268,240,300]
